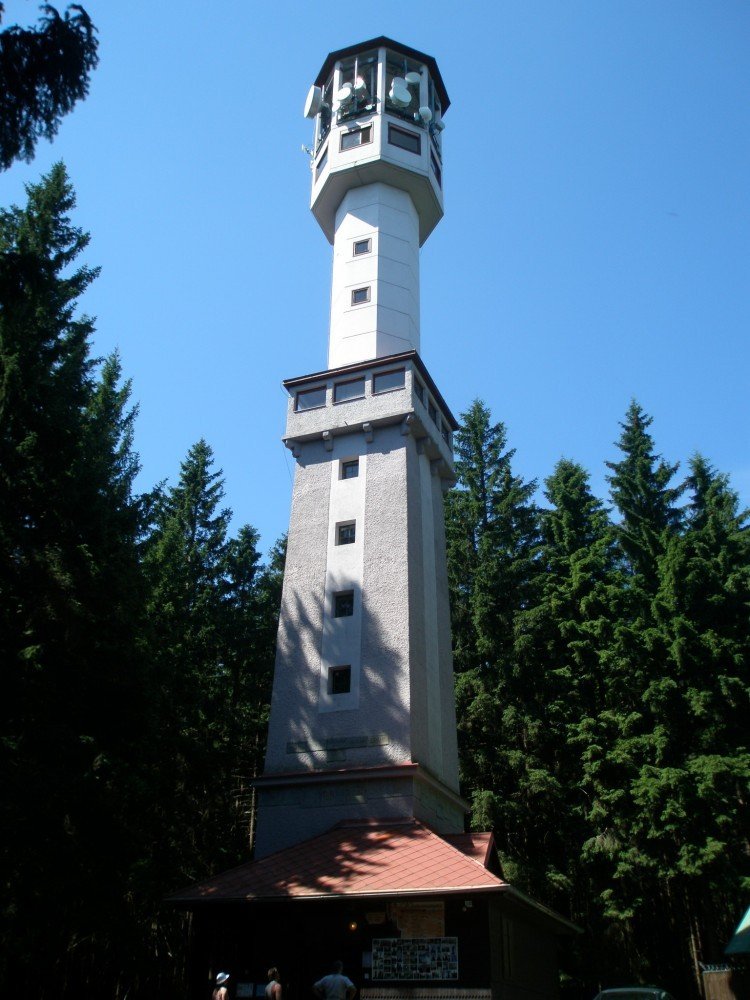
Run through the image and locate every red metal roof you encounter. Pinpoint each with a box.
[168,820,507,904]
[442,833,497,871]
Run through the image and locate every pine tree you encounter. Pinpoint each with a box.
[444,400,540,820]
[605,400,684,587]
[0,4,99,169]
[0,165,150,996]
[641,456,750,986]
[143,443,280,875]
[445,399,539,673]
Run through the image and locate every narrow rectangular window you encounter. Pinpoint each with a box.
[337,522,356,545]
[334,591,354,618]
[430,151,442,187]
[341,459,359,480]
[334,377,365,403]
[351,287,370,305]
[315,147,328,178]
[428,400,438,424]
[330,665,351,695]
[353,238,371,256]
[441,421,450,445]
[373,369,405,394]
[295,386,326,411]
[340,125,372,151]
[388,124,421,155]
[414,379,425,403]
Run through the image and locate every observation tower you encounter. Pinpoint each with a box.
[170,43,575,1000]
[253,37,464,858]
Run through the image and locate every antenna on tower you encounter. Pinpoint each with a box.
[303,85,323,119]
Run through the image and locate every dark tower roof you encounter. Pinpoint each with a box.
[314,36,450,112]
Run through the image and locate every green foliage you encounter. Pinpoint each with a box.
[446,401,750,999]
[0,164,151,994]
[446,401,539,674]
[0,168,280,997]
[142,441,280,883]
[0,4,99,169]
[3,165,746,1000]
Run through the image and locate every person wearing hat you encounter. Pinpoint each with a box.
[213,972,230,1000]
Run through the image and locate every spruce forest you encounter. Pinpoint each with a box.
[2,164,747,1000]
[1,10,748,998]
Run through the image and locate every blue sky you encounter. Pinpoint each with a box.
[2,1,748,555]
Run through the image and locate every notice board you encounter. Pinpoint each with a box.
[372,937,459,980]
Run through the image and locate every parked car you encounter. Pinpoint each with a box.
[593,990,675,1000]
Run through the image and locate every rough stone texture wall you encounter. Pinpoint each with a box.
[432,466,460,790]
[256,361,462,856]
[406,435,429,769]
[254,771,464,859]
[361,428,413,761]
[263,438,331,773]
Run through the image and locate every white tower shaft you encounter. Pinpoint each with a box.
[328,184,420,369]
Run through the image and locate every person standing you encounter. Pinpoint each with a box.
[313,960,356,1000]
[266,967,282,1000]
[213,972,230,1000]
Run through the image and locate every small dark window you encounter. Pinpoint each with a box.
[351,287,370,305]
[341,459,359,479]
[330,665,351,695]
[340,125,372,151]
[441,421,450,445]
[353,239,371,256]
[315,147,328,178]
[373,369,405,394]
[428,400,438,424]
[334,377,365,403]
[337,522,356,545]
[388,124,421,155]
[296,386,326,411]
[334,592,354,618]
[414,379,425,403]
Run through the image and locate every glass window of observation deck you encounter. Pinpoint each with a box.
[316,77,333,151]
[427,76,443,160]
[385,51,421,121]
[337,50,378,123]
[295,386,326,411]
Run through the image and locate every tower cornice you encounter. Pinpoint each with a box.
[282,350,459,431]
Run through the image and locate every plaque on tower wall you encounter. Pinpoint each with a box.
[388,901,445,937]
[372,937,459,980]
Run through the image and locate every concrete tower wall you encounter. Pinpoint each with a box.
[255,358,464,857]
[263,430,457,779]
[328,184,420,368]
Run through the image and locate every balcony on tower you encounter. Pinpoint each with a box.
[305,38,448,246]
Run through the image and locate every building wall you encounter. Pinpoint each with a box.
[488,899,560,1000]
[256,357,462,857]
[329,184,420,368]
[188,893,564,1000]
